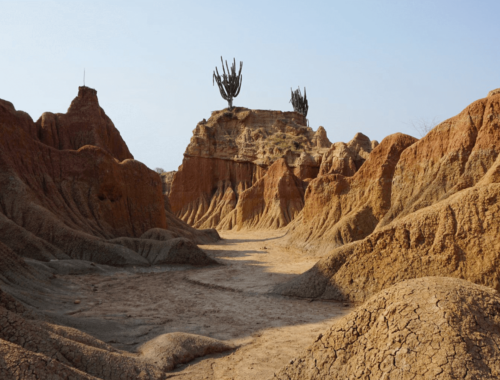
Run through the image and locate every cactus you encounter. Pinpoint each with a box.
[213,57,243,111]
[290,87,308,117]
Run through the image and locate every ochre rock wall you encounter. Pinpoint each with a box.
[283,133,417,251]
[378,89,500,228]
[0,87,216,266]
[276,90,500,303]
[169,108,332,230]
[222,158,306,230]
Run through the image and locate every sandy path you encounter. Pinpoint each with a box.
[57,230,351,379]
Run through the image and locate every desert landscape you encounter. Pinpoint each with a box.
[2,2,500,379]
[1,82,500,379]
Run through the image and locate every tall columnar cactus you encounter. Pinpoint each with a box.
[213,57,243,111]
[290,87,309,117]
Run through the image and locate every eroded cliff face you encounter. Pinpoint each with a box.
[283,133,417,251]
[0,87,216,267]
[220,158,306,230]
[276,89,500,303]
[378,88,500,228]
[169,108,332,230]
[36,86,133,162]
[318,132,378,177]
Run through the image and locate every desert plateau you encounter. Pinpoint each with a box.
[2,2,500,379]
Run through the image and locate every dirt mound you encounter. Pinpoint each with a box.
[168,108,332,229]
[0,88,216,267]
[110,237,216,265]
[274,277,500,379]
[282,133,417,251]
[138,332,234,371]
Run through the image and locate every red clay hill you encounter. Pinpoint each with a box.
[0,86,217,268]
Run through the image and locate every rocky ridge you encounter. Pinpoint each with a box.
[0,87,223,379]
[276,89,500,303]
[283,132,417,251]
[0,86,217,268]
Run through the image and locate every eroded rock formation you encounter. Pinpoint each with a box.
[169,108,332,230]
[274,277,500,379]
[318,132,378,177]
[283,133,417,251]
[219,158,306,230]
[0,87,217,267]
[277,89,500,303]
[378,88,500,228]
[0,87,223,378]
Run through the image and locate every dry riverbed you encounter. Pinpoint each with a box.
[52,230,351,379]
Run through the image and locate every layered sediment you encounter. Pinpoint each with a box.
[276,89,500,303]
[0,87,217,267]
[169,108,333,230]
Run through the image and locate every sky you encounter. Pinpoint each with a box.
[1,0,499,172]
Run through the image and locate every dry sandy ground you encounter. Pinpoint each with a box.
[48,230,351,379]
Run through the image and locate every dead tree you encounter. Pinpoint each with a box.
[290,87,308,117]
[213,57,243,111]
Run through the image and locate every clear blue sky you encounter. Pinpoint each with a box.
[1,0,499,171]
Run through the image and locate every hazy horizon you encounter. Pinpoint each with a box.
[1,0,499,172]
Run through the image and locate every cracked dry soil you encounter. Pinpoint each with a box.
[52,230,351,379]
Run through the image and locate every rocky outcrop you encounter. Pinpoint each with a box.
[273,277,500,379]
[282,133,417,251]
[161,171,176,197]
[0,88,217,267]
[378,88,500,228]
[36,86,133,161]
[276,90,500,303]
[169,108,332,230]
[318,132,378,177]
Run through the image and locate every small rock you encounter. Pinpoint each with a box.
[74,300,81,304]
[343,303,349,307]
